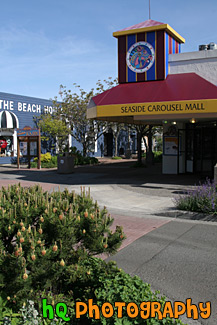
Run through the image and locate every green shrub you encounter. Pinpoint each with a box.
[0,259,184,324]
[65,257,184,324]
[75,156,98,166]
[42,153,52,163]
[69,147,98,166]
[112,156,122,160]
[142,151,162,163]
[0,184,184,324]
[154,151,162,163]
[0,296,21,324]
[32,153,56,168]
[35,155,57,168]
[31,149,98,168]
[34,153,52,163]
[0,184,125,310]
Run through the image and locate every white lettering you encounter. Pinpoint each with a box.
[18,102,22,111]
[9,101,14,110]
[27,104,32,112]
[3,100,9,110]
[36,105,41,113]
[0,99,51,113]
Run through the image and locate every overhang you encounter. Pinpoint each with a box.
[0,111,19,129]
[87,73,217,125]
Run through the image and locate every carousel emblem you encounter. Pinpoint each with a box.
[126,41,155,73]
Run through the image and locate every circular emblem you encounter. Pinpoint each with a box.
[126,41,155,73]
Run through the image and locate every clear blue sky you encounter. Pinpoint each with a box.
[0,0,216,100]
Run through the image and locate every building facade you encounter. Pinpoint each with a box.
[87,19,217,176]
[0,92,134,164]
[0,92,53,164]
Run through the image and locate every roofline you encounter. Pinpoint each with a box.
[113,24,185,43]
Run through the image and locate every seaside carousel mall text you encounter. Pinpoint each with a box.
[120,102,206,114]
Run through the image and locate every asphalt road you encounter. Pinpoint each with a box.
[107,220,217,325]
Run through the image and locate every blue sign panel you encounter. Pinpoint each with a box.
[17,128,40,137]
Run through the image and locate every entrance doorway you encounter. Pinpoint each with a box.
[104,133,113,157]
[179,123,217,176]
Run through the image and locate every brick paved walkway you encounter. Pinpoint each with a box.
[0,179,56,192]
[111,214,170,249]
[96,214,170,259]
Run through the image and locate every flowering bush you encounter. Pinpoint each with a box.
[174,178,217,214]
[0,184,125,309]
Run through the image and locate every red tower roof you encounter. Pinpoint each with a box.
[115,19,165,32]
[113,19,185,43]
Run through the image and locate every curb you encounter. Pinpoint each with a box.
[154,209,217,222]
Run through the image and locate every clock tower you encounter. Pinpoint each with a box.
[113,19,185,83]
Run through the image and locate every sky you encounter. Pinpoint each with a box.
[0,0,217,100]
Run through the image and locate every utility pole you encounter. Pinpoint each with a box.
[149,0,151,20]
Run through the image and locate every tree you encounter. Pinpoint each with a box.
[145,125,163,154]
[134,125,149,164]
[130,124,162,164]
[50,78,118,157]
[35,113,70,153]
[95,78,127,157]
[109,122,126,157]
[37,77,138,158]
[56,84,99,157]
[154,130,163,151]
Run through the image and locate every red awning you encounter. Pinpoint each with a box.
[87,73,217,124]
[92,73,217,106]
